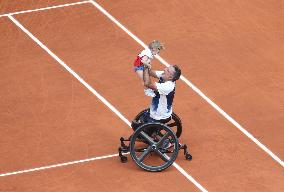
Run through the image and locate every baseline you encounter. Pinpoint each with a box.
[0,153,119,177]
[0,0,90,18]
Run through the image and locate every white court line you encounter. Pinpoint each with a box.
[89,0,284,168]
[0,153,119,177]
[7,15,208,192]
[0,0,90,18]
[7,14,130,127]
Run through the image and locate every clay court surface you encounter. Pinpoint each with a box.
[0,0,283,191]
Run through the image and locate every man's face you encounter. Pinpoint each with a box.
[161,66,175,81]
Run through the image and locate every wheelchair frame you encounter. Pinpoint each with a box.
[118,108,192,172]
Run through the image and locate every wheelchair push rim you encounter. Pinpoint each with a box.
[129,123,179,172]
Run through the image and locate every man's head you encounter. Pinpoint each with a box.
[161,65,181,82]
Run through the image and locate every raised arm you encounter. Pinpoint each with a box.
[148,68,159,78]
[141,56,158,78]
[140,56,151,66]
[143,67,158,91]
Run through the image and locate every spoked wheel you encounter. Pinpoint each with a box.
[134,108,182,138]
[129,123,179,172]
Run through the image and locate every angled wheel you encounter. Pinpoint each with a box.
[129,123,179,172]
[134,108,182,138]
[167,112,182,138]
[133,108,149,122]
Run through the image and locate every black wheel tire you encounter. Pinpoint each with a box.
[168,112,182,138]
[133,108,149,122]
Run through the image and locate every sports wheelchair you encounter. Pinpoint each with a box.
[118,108,192,172]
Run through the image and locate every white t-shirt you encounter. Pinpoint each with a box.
[138,48,154,59]
[150,71,176,120]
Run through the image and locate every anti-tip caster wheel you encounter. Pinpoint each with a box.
[185,153,192,161]
[120,156,128,163]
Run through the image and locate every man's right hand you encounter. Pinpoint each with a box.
[143,62,152,69]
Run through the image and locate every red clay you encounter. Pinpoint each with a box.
[96,0,284,159]
[0,1,283,192]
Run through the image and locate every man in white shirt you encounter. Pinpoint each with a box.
[142,64,181,123]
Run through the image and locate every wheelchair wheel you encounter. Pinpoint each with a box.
[134,108,182,138]
[129,123,179,172]
[167,112,182,138]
